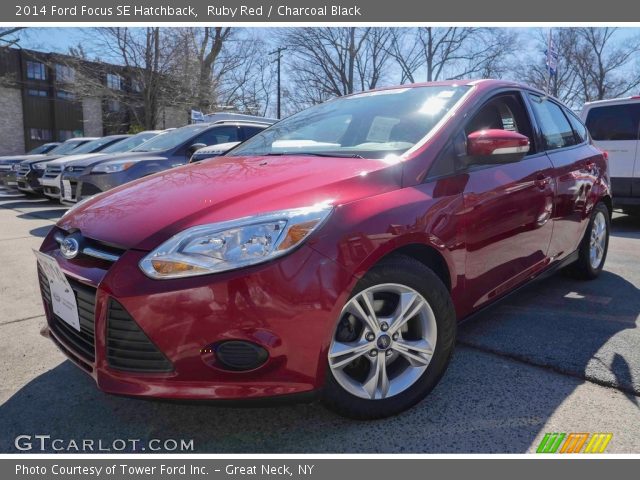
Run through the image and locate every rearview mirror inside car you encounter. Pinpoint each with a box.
[465,129,530,166]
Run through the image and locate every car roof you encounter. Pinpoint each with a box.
[582,96,640,109]
[341,79,549,99]
[64,137,98,143]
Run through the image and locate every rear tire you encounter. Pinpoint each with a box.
[321,255,456,419]
[566,202,610,280]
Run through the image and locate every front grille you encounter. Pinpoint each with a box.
[18,164,30,175]
[39,269,96,362]
[80,182,102,197]
[43,166,62,177]
[107,300,173,373]
[0,164,12,171]
[65,166,85,173]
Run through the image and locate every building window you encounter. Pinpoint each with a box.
[27,89,48,97]
[106,73,122,90]
[107,99,121,112]
[58,130,75,141]
[56,90,75,100]
[55,64,75,83]
[29,128,53,141]
[26,61,46,80]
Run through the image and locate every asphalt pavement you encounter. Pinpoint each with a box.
[1,186,639,453]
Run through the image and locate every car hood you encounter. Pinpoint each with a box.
[0,154,47,164]
[58,154,403,250]
[21,154,67,166]
[69,151,168,168]
[48,153,106,167]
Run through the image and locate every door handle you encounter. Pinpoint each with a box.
[535,173,551,189]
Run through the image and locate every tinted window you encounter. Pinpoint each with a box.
[101,132,159,153]
[242,126,266,139]
[585,104,640,141]
[132,124,213,152]
[565,110,589,143]
[230,85,470,159]
[528,95,576,150]
[194,126,241,146]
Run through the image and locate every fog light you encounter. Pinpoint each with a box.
[207,341,269,371]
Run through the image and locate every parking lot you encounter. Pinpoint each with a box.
[0,185,639,453]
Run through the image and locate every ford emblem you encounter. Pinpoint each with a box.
[60,237,80,259]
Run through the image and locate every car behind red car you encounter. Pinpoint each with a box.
[37,80,611,419]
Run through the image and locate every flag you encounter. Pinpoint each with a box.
[545,33,558,76]
[190,110,204,123]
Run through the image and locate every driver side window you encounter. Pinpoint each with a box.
[464,93,535,153]
[427,92,536,180]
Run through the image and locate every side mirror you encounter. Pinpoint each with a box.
[465,129,530,165]
[186,143,207,156]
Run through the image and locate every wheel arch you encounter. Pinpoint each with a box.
[357,241,454,293]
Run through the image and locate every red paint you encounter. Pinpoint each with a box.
[39,80,611,401]
[467,129,530,156]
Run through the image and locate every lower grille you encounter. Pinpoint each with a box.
[80,182,102,197]
[39,269,96,362]
[107,300,173,373]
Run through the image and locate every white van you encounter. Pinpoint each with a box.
[581,97,640,215]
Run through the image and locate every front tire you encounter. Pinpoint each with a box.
[321,255,456,419]
[567,202,610,280]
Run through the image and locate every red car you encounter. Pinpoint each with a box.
[37,80,611,419]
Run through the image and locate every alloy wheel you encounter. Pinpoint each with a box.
[328,283,437,400]
[590,211,607,269]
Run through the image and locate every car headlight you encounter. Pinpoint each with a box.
[91,160,137,173]
[33,163,46,170]
[139,204,333,279]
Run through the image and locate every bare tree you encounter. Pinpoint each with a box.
[574,27,640,101]
[282,27,393,109]
[0,28,24,48]
[518,28,583,106]
[388,27,517,83]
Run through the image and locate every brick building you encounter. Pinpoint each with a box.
[0,48,186,155]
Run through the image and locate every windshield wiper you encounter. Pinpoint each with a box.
[262,152,364,159]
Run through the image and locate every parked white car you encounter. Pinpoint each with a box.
[581,97,640,215]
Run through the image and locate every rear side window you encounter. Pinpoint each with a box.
[195,126,241,146]
[585,104,640,141]
[528,94,576,150]
[565,110,589,143]
[242,126,266,139]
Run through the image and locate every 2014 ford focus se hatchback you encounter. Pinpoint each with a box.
[36,80,611,419]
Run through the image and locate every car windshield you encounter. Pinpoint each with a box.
[101,132,160,153]
[48,141,89,155]
[26,144,56,155]
[70,137,125,155]
[131,125,211,152]
[229,85,470,159]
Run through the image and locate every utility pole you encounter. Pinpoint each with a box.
[269,47,287,119]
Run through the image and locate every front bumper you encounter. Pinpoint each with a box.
[17,170,44,193]
[0,169,17,187]
[69,170,135,203]
[38,229,356,401]
[40,174,61,198]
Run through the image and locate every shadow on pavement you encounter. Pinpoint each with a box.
[459,270,640,396]
[17,210,64,221]
[29,225,53,238]
[0,346,582,453]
